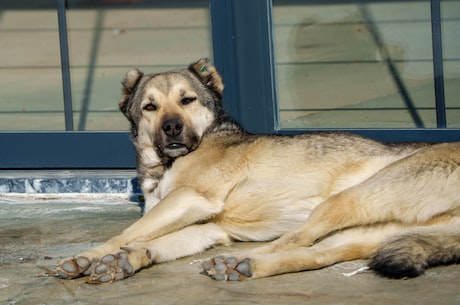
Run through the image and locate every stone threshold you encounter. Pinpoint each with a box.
[0,170,142,201]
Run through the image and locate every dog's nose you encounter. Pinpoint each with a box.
[162,118,183,137]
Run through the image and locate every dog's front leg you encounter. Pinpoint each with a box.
[56,187,225,280]
[87,222,231,283]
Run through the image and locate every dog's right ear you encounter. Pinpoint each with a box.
[119,68,144,116]
[188,58,224,100]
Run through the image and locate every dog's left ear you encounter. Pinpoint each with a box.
[119,68,144,117]
[188,58,224,99]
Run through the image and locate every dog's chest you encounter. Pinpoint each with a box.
[155,169,176,200]
[154,150,236,201]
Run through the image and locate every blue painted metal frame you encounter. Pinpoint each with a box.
[430,0,447,128]
[211,0,277,134]
[0,0,458,169]
[57,0,74,131]
[1,132,135,169]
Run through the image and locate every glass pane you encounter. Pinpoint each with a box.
[273,0,437,129]
[442,0,460,128]
[66,0,212,131]
[0,2,65,130]
[0,1,211,132]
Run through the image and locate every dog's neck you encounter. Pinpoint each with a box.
[210,116,244,134]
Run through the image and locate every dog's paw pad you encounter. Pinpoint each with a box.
[235,258,252,277]
[56,256,94,279]
[88,252,134,284]
[202,256,252,281]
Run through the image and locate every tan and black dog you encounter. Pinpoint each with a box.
[56,58,460,283]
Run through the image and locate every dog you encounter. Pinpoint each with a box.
[56,58,460,283]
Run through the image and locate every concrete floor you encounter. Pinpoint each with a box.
[1,200,459,305]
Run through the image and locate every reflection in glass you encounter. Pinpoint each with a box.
[67,0,212,131]
[441,0,460,128]
[0,2,65,130]
[272,1,458,129]
[0,1,211,131]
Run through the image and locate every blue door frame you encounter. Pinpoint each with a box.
[1,0,458,169]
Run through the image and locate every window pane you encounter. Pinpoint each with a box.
[66,1,212,131]
[273,1,438,129]
[0,1,211,132]
[442,0,460,128]
[0,2,65,131]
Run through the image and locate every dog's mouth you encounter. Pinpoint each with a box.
[165,143,187,150]
[161,142,191,158]
[156,130,200,159]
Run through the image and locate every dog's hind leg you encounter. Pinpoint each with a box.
[203,223,402,281]
[87,223,231,283]
[236,143,460,256]
[56,187,225,280]
[204,144,460,280]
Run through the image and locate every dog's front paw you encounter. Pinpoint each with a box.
[202,256,252,281]
[87,252,135,284]
[56,256,96,279]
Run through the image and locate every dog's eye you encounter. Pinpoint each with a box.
[143,103,157,111]
[181,96,196,106]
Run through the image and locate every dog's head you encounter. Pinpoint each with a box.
[119,58,225,162]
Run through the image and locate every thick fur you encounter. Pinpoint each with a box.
[56,58,460,283]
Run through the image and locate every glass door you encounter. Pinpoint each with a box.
[0,0,212,168]
[272,0,460,129]
[1,0,459,169]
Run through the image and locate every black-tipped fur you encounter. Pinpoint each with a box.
[369,233,460,278]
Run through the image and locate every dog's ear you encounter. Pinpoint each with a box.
[119,68,144,116]
[188,58,224,99]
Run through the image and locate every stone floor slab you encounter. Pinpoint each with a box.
[1,201,459,305]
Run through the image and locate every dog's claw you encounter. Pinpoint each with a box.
[202,256,252,281]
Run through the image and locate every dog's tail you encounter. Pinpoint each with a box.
[369,224,460,278]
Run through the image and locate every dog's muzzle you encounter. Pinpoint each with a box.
[158,118,197,158]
